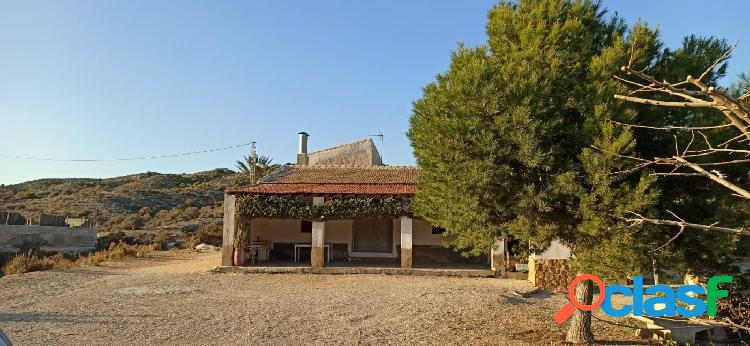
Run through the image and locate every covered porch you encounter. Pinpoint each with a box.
[220,194,494,271]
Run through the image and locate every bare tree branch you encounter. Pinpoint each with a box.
[650,172,704,177]
[614,94,716,108]
[609,119,733,131]
[612,42,750,206]
[652,225,685,252]
[620,66,707,97]
[671,156,750,200]
[619,212,750,236]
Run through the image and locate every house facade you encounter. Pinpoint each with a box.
[221,133,505,270]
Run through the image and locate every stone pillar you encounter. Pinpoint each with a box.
[311,197,325,268]
[491,238,506,277]
[221,194,237,266]
[400,216,413,268]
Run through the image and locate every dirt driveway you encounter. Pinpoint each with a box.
[0,251,643,345]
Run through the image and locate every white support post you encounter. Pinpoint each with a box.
[400,216,413,268]
[311,196,325,268]
[221,194,237,266]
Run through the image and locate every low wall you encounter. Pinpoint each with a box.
[0,225,97,254]
[529,258,572,293]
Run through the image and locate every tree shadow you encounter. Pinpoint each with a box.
[594,340,651,345]
[0,312,154,323]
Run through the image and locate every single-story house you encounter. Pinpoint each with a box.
[221,132,513,271]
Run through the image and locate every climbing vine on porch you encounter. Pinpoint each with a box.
[236,195,414,221]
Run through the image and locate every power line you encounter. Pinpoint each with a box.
[0,142,251,162]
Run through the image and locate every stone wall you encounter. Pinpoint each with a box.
[0,225,97,254]
[529,258,572,293]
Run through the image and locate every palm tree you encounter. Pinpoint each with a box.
[235,155,278,182]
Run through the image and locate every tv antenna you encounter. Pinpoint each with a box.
[368,131,384,163]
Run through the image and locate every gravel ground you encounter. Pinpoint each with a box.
[0,251,646,345]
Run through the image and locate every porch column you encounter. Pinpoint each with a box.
[400,216,412,268]
[311,196,325,269]
[491,238,506,276]
[221,194,237,266]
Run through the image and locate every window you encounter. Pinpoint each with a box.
[300,220,312,233]
[431,226,446,235]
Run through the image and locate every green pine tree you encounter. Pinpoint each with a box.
[408,1,666,342]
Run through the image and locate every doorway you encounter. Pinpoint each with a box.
[352,218,393,253]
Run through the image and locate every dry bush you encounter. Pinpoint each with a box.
[2,241,157,276]
[184,235,200,250]
[715,285,750,338]
[2,251,73,275]
[2,252,46,275]
[47,253,74,270]
[185,223,223,249]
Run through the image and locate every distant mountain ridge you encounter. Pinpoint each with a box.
[0,168,251,231]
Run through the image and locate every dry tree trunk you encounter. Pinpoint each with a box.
[566,279,594,344]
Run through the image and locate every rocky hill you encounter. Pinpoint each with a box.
[0,168,252,232]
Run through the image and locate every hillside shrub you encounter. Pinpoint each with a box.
[19,192,39,199]
[101,214,146,231]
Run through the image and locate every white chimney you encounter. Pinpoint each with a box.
[297,132,309,165]
[298,132,309,154]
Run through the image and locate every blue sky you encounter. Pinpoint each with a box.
[1,0,748,185]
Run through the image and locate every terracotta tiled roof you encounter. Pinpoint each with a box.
[228,165,419,196]
[229,183,417,195]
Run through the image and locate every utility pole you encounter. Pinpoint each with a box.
[250,141,257,183]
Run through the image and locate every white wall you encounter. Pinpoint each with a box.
[250,218,311,243]
[408,219,444,246]
[534,240,572,260]
[250,218,353,244]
